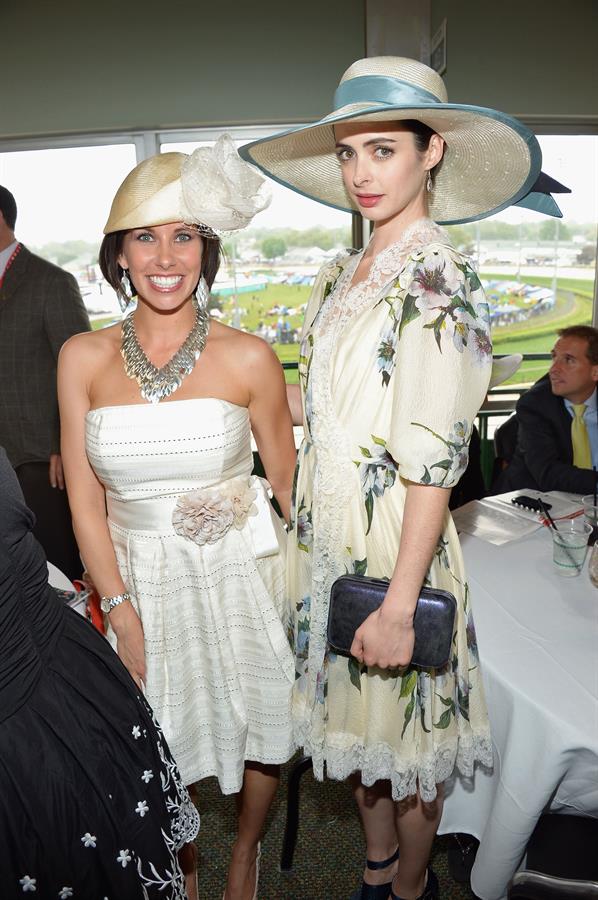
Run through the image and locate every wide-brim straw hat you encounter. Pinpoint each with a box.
[104,134,270,235]
[240,57,542,226]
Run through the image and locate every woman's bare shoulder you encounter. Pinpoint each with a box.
[209,320,279,366]
[59,322,121,368]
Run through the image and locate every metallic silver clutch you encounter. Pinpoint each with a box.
[327,574,456,669]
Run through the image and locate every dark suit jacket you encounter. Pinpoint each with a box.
[0,246,91,467]
[493,375,598,495]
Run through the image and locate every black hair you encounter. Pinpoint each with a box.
[0,185,17,230]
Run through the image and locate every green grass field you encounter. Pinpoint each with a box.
[92,272,595,386]
[483,271,594,383]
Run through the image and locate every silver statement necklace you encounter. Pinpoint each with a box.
[121,296,210,404]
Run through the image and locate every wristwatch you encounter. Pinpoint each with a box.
[100,591,131,614]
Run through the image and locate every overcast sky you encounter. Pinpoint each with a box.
[1,135,595,247]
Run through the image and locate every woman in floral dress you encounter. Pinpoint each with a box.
[242,56,549,900]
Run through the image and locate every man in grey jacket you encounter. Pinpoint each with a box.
[0,185,91,580]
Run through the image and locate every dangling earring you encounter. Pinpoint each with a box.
[426,171,433,192]
[119,268,134,310]
[194,276,209,310]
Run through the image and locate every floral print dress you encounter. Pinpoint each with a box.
[288,218,493,802]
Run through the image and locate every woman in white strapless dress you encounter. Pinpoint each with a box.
[58,138,296,900]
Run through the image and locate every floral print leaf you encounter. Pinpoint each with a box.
[398,293,421,338]
[421,465,432,485]
[359,446,373,458]
[348,657,364,692]
[353,557,368,577]
[365,492,374,534]
[371,435,386,447]
[401,693,415,738]
[434,708,454,729]
[436,693,455,708]
[399,669,417,698]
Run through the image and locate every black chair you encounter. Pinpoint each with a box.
[508,871,598,899]
[507,814,598,899]
[490,412,519,490]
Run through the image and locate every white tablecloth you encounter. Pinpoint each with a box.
[439,528,598,899]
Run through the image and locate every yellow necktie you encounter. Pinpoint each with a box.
[572,403,592,469]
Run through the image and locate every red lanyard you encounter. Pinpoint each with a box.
[0,242,22,290]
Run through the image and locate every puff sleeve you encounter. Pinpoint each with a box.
[385,244,492,487]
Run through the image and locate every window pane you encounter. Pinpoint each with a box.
[0,144,137,322]
[161,138,352,381]
[446,135,597,388]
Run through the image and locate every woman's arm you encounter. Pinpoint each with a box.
[57,335,146,688]
[350,482,451,668]
[286,384,303,426]
[247,341,296,524]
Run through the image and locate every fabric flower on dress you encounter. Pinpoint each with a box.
[58,889,73,899]
[19,876,36,892]
[135,800,149,817]
[80,833,96,848]
[225,480,258,529]
[173,478,258,546]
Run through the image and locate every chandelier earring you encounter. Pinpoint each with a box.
[194,275,209,310]
[119,268,134,309]
[426,171,433,193]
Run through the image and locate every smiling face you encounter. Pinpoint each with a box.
[549,336,598,404]
[333,121,444,227]
[118,222,203,311]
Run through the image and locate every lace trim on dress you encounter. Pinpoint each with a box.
[300,725,493,803]
[316,217,449,335]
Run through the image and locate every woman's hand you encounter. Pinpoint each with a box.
[350,606,415,669]
[110,603,146,689]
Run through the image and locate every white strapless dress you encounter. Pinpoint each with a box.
[85,398,295,792]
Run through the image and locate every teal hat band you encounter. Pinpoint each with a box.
[334,75,441,110]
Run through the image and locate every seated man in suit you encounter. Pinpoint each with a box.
[494,325,598,495]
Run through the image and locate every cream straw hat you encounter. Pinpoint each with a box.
[240,57,543,225]
[104,134,271,235]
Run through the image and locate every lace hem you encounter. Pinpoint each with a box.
[294,722,493,803]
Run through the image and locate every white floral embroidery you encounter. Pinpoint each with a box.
[19,876,36,892]
[58,889,73,899]
[116,849,132,868]
[135,800,149,817]
[141,769,154,783]
[131,725,141,739]
[81,833,96,848]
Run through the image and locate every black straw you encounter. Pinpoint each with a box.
[538,499,559,531]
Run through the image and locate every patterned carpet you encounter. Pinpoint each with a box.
[192,759,477,899]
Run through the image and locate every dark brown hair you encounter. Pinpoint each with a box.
[99,228,222,305]
[401,118,444,184]
[557,325,598,365]
[0,185,17,230]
